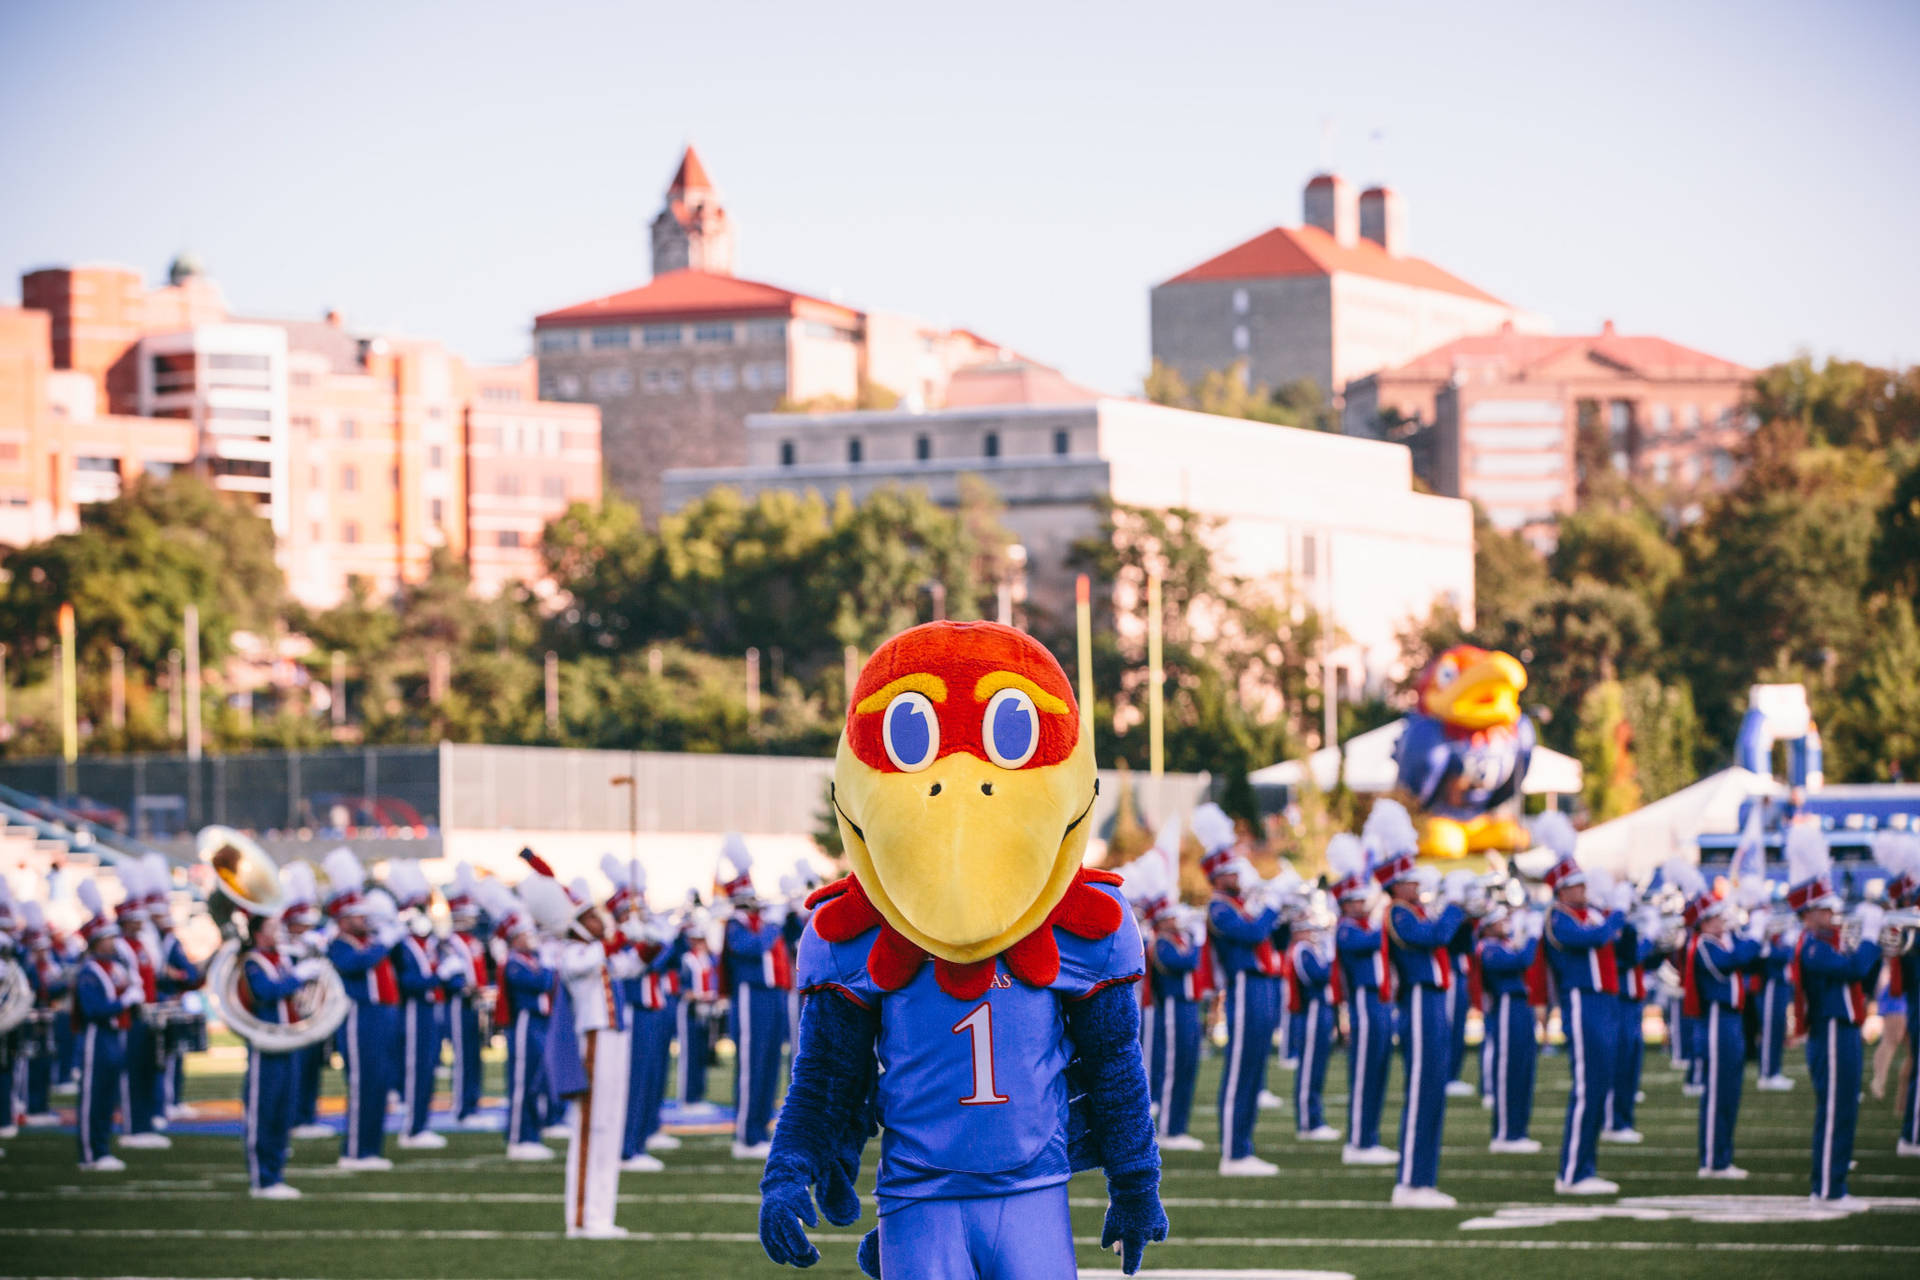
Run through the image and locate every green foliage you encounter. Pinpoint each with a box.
[1574,680,1640,821]
[1824,599,1920,784]
[1867,444,1920,602]
[1619,674,1700,804]
[1749,355,1920,450]
[1144,360,1334,432]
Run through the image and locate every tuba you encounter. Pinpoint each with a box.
[198,826,351,1053]
[0,954,33,1037]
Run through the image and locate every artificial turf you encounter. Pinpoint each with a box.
[2,1032,1917,1279]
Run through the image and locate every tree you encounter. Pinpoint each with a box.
[1143,360,1333,431]
[1575,680,1640,821]
[1868,444,1920,602]
[1619,674,1699,803]
[1750,355,1920,450]
[1550,503,1682,612]
[1824,599,1920,783]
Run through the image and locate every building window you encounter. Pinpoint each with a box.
[558,374,582,399]
[1651,455,1671,484]
[643,368,662,393]
[74,455,119,473]
[542,476,566,501]
[590,326,630,350]
[430,498,445,525]
[984,432,1000,459]
[1233,288,1249,315]
[1232,325,1250,353]
[743,363,761,390]
[343,520,359,544]
[500,474,522,497]
[1650,404,1672,435]
[145,460,175,479]
[537,329,579,354]
[341,417,358,439]
[341,465,358,492]
[802,321,854,343]
[1301,532,1317,578]
[429,445,444,469]
[694,322,735,344]
[1682,404,1701,430]
[713,364,736,390]
[208,405,273,423]
[498,530,522,548]
[915,434,931,461]
[589,368,633,395]
[848,437,863,465]
[746,319,787,344]
[290,415,314,431]
[662,368,683,392]
[780,441,795,467]
[642,324,682,347]
[1713,448,1735,485]
[1053,429,1069,456]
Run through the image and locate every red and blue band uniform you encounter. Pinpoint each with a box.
[1444,923,1474,1087]
[503,950,555,1148]
[25,947,69,1117]
[328,933,402,1161]
[1479,934,1539,1144]
[623,937,683,1159]
[239,949,304,1190]
[1146,930,1210,1141]
[73,956,134,1164]
[1336,915,1393,1152]
[1605,926,1656,1136]
[115,933,163,1138]
[1794,927,1881,1200]
[1209,892,1284,1160]
[1895,943,1920,1150]
[1756,944,1794,1081]
[394,934,463,1137]
[1684,931,1765,1172]
[797,882,1145,1279]
[1384,899,1465,1189]
[677,947,720,1106]
[723,912,793,1148]
[1278,920,1303,1070]
[782,907,811,1069]
[445,933,492,1122]
[1544,902,1624,1186]
[156,932,202,1117]
[1287,940,1336,1133]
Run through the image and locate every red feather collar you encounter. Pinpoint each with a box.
[806,867,1125,1001]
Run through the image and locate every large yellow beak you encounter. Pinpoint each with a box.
[1436,650,1528,731]
[832,735,1097,964]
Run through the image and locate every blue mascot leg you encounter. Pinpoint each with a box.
[983,1183,1077,1280]
[878,1198,975,1280]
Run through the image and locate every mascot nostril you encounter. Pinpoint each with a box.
[759,620,1168,1277]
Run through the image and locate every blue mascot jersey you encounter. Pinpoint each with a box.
[797,882,1144,1209]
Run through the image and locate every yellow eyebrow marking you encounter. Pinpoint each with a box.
[973,670,1070,715]
[855,673,948,714]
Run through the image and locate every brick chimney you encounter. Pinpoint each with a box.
[1303,174,1358,247]
[1358,186,1406,256]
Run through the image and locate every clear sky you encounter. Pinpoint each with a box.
[3,0,1916,395]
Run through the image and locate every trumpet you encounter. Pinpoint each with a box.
[1880,908,1920,956]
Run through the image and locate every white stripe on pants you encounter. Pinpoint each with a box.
[1221,973,1247,1154]
[1562,989,1585,1185]
[1400,987,1423,1187]
[1158,997,1177,1138]
[734,984,752,1144]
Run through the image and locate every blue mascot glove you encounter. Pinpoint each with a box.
[758,1176,822,1268]
[857,1227,883,1279]
[1101,1177,1170,1275]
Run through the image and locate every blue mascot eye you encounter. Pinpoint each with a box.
[982,688,1039,769]
[882,691,939,772]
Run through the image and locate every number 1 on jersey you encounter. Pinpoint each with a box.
[952,1000,1010,1105]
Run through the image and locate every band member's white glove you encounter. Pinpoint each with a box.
[292,959,326,983]
[436,957,468,983]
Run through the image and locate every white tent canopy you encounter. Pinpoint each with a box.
[1574,767,1782,882]
[1250,718,1582,798]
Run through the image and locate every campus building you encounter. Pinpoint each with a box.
[1150,174,1545,403]
[1343,322,1755,545]
[3,260,601,604]
[661,387,1474,692]
[534,146,1014,515]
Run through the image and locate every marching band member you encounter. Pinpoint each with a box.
[280,863,334,1141]
[238,907,324,1198]
[519,850,641,1239]
[677,905,720,1112]
[1666,859,1761,1178]
[476,878,556,1162]
[19,901,67,1125]
[603,854,672,1172]
[0,883,21,1134]
[1788,823,1881,1207]
[74,880,138,1171]
[387,861,462,1149]
[1440,871,1478,1101]
[1288,902,1339,1141]
[1479,901,1541,1153]
[1876,833,1920,1157]
[1754,899,1797,1092]
[442,863,494,1130]
[1588,870,1646,1147]
[717,835,792,1161]
[779,857,823,1064]
[1372,800,1466,1208]
[1198,803,1283,1176]
[141,854,202,1123]
[1330,833,1397,1167]
[1538,813,1625,1196]
[323,847,402,1171]
[1127,826,1209,1153]
[111,862,168,1150]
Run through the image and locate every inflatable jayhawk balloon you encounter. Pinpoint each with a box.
[1393,644,1536,860]
[758,621,1166,1277]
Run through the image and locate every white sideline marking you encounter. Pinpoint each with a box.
[1460,1195,1920,1231]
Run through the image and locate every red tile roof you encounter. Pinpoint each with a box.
[670,145,713,194]
[1380,323,1751,382]
[534,269,859,328]
[1162,223,1507,305]
[942,361,1102,408]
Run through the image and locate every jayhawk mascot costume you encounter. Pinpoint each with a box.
[758,621,1168,1277]
[1394,644,1535,860]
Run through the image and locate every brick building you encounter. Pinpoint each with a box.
[3,260,600,604]
[1344,321,1754,545]
[1150,174,1544,404]
[535,146,1013,515]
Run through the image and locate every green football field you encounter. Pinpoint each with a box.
[3,1034,1917,1280]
